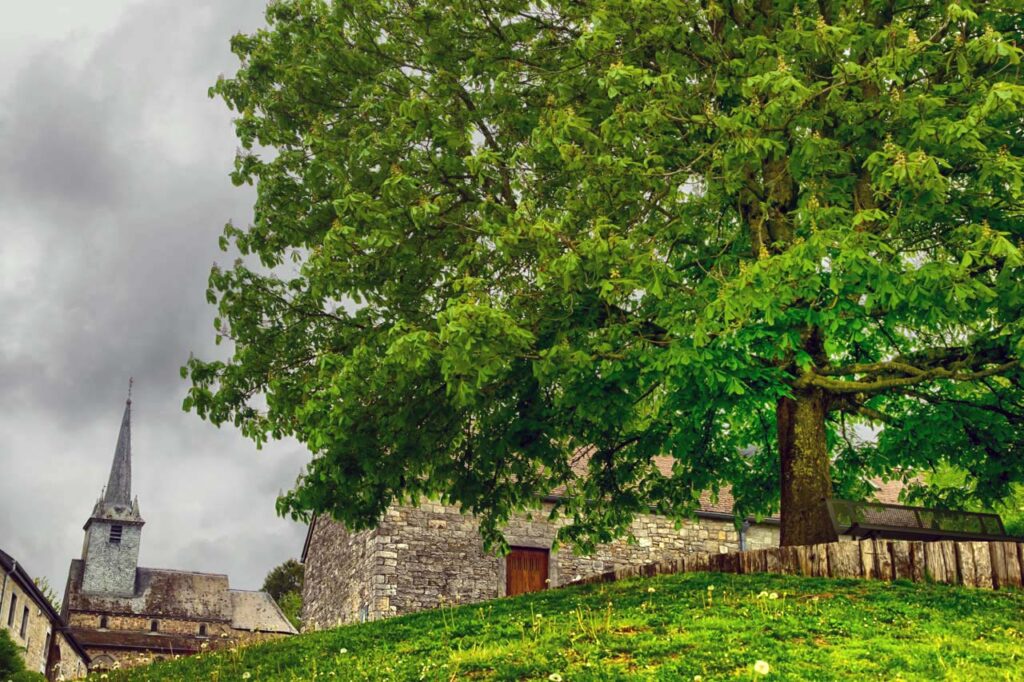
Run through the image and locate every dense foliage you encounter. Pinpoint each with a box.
[262,559,305,630]
[0,628,26,677]
[99,572,1024,680]
[187,0,1024,547]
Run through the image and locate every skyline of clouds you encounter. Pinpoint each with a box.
[0,0,311,592]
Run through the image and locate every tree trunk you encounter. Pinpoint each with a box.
[777,386,838,546]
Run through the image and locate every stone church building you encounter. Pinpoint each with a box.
[61,393,296,671]
[301,456,904,631]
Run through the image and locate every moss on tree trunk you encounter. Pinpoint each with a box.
[777,387,838,546]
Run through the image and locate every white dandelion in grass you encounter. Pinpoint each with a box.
[548,674,563,682]
[754,660,771,675]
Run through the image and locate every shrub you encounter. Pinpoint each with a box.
[0,628,26,677]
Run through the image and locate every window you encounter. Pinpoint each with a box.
[99,616,109,629]
[7,594,16,627]
[44,631,51,656]
[198,624,207,637]
[109,525,123,544]
[150,619,159,632]
[20,606,29,638]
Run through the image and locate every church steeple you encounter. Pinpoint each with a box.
[81,381,144,596]
[103,384,133,507]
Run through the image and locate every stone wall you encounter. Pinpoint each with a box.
[0,572,88,679]
[303,501,782,630]
[67,611,235,638]
[301,516,378,629]
[81,520,143,597]
[52,631,89,680]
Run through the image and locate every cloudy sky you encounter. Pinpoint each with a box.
[0,0,312,593]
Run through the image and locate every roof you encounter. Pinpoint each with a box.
[66,560,233,621]
[104,397,133,507]
[229,590,298,634]
[66,561,296,636]
[0,548,91,663]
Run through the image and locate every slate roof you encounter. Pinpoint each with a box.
[229,590,298,634]
[65,561,295,634]
[104,398,133,507]
[66,560,233,621]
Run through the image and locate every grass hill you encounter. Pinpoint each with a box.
[97,571,1023,681]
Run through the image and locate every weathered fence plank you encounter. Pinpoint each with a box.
[859,540,876,580]
[827,542,861,578]
[875,540,894,580]
[909,541,925,582]
[971,542,994,589]
[568,539,1017,594]
[1001,542,1022,588]
[891,541,913,580]
[957,542,976,587]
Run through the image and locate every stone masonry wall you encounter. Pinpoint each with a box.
[303,501,782,630]
[53,631,89,680]
[0,574,85,678]
[301,517,378,629]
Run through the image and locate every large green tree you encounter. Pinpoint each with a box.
[187,0,1024,547]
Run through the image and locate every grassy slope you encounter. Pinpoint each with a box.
[100,572,1024,681]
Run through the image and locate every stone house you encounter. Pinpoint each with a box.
[0,547,90,680]
[301,456,906,631]
[61,394,297,672]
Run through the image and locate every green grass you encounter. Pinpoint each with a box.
[98,572,1024,681]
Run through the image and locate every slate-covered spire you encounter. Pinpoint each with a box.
[103,380,133,507]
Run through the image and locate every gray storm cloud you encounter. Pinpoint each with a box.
[0,0,309,592]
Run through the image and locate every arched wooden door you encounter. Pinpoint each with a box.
[506,547,549,596]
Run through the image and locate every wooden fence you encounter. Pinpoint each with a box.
[574,539,1024,590]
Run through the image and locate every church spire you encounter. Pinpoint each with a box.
[103,379,133,507]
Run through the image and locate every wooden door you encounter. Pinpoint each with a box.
[506,547,549,596]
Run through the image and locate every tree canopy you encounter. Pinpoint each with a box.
[187,0,1024,548]
[262,559,304,629]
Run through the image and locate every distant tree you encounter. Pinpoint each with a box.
[187,0,1024,547]
[262,559,303,630]
[262,559,304,602]
[33,577,60,614]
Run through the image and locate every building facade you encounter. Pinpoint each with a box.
[1,548,90,680]
[61,393,297,672]
[301,454,908,631]
[301,495,780,630]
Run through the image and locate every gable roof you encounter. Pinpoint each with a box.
[229,590,298,634]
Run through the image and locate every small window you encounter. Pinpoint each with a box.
[109,525,123,544]
[198,624,207,636]
[6,594,15,627]
[99,615,109,629]
[150,619,159,632]
[20,606,29,638]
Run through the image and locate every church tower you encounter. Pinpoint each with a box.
[81,385,144,596]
